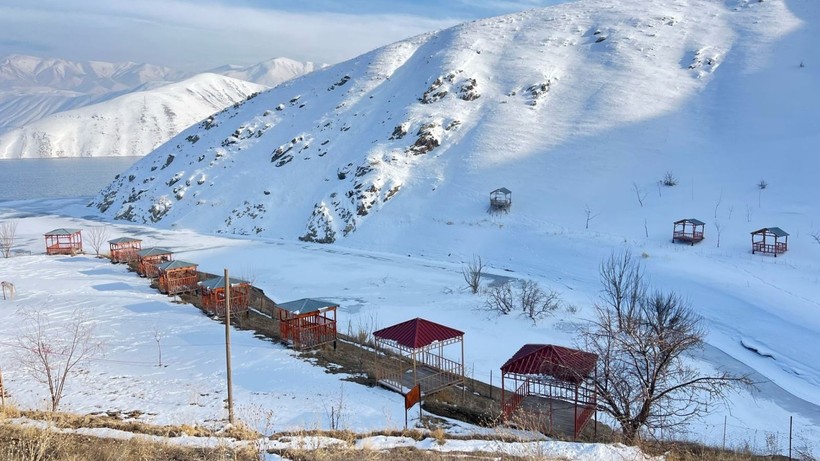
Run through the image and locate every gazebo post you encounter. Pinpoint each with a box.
[412,349,418,391]
[461,336,465,403]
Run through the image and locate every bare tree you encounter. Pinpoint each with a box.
[745,204,753,223]
[85,225,109,257]
[462,255,484,294]
[16,309,103,411]
[0,220,18,258]
[152,325,165,367]
[714,221,723,248]
[484,279,562,325]
[581,250,749,444]
[811,231,820,247]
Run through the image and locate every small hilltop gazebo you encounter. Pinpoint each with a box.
[672,218,705,245]
[751,227,789,256]
[108,237,142,263]
[199,275,250,316]
[490,187,512,212]
[501,344,598,440]
[136,247,173,278]
[44,228,83,255]
[276,298,338,350]
[373,318,465,395]
[157,260,199,295]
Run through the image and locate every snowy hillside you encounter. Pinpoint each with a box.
[92,0,819,244]
[0,54,184,131]
[0,74,266,159]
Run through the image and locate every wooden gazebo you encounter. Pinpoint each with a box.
[44,228,83,255]
[108,237,142,263]
[199,276,250,316]
[751,227,789,256]
[501,344,598,440]
[136,247,173,278]
[672,218,705,245]
[490,187,512,212]
[276,298,338,350]
[373,318,464,395]
[157,260,199,295]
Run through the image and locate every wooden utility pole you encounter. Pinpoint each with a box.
[224,268,235,424]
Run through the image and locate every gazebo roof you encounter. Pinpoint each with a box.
[492,187,512,195]
[199,276,249,290]
[277,298,337,315]
[137,247,173,257]
[373,317,464,349]
[108,237,142,244]
[501,344,597,384]
[44,228,82,236]
[674,218,705,226]
[157,260,197,271]
[751,227,789,237]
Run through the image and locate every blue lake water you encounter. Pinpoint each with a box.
[0,157,140,201]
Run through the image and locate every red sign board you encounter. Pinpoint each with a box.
[405,384,421,410]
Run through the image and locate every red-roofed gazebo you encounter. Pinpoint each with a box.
[373,317,464,395]
[501,344,598,440]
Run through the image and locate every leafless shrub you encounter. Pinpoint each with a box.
[0,221,18,258]
[484,280,562,324]
[633,182,647,207]
[581,250,751,444]
[15,309,103,411]
[662,171,678,187]
[84,226,109,257]
[462,255,484,294]
[584,205,599,229]
[811,231,820,247]
[484,282,515,315]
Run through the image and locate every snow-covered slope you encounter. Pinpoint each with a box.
[92,0,819,242]
[0,54,184,131]
[208,57,322,88]
[0,74,266,158]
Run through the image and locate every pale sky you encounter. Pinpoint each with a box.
[0,0,566,71]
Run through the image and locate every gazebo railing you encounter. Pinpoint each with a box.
[753,241,787,254]
[161,274,199,295]
[673,230,704,241]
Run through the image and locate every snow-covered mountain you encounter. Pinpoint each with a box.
[0,54,185,131]
[0,74,266,158]
[0,54,317,138]
[208,57,323,88]
[92,0,819,244]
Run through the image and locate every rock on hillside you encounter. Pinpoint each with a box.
[90,0,818,247]
[0,74,266,158]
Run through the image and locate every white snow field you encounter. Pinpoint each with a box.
[1,0,819,456]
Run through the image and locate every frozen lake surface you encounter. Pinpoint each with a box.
[0,157,139,201]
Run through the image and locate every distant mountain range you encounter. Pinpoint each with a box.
[0,55,319,158]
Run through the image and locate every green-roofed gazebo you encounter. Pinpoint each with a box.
[44,228,83,255]
[157,260,199,295]
[108,237,142,263]
[136,247,173,278]
[199,276,250,316]
[672,218,705,245]
[751,227,789,256]
[276,298,338,350]
[490,187,512,212]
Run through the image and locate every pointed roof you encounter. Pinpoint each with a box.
[751,227,789,237]
[277,298,338,315]
[674,218,705,226]
[137,247,173,257]
[199,275,249,290]
[108,237,142,244]
[373,317,464,349]
[44,228,82,236]
[492,187,511,195]
[157,260,197,271]
[501,344,597,384]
